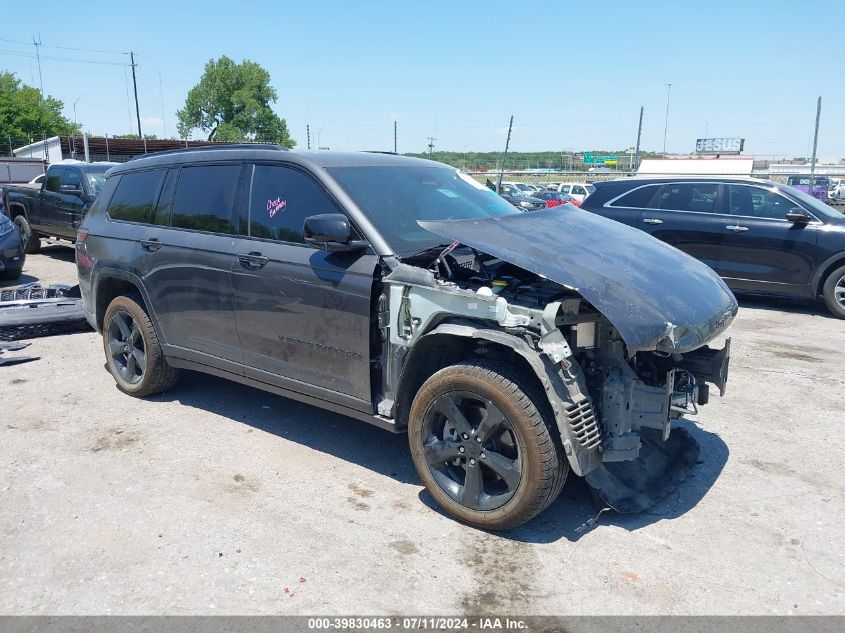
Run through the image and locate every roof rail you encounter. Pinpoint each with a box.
[130,143,288,161]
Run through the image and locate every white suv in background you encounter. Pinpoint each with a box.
[557,182,595,203]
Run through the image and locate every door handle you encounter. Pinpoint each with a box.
[643,217,663,225]
[726,225,749,232]
[238,252,269,269]
[140,238,162,251]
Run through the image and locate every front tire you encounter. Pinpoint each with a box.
[103,293,180,397]
[13,214,41,254]
[822,265,845,319]
[408,359,567,530]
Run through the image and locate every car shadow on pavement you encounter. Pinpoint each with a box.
[147,371,419,485]
[35,243,76,262]
[147,372,728,543]
[0,273,39,287]
[736,293,830,318]
[419,419,729,544]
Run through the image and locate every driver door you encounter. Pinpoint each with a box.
[230,163,378,409]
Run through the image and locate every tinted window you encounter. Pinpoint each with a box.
[728,184,795,219]
[45,168,62,193]
[171,165,241,233]
[572,186,586,195]
[610,184,661,208]
[248,165,340,243]
[657,183,719,213]
[60,169,82,189]
[106,169,166,223]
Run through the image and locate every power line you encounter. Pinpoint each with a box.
[0,47,128,66]
[0,36,128,56]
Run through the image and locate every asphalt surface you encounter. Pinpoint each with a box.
[1,243,843,615]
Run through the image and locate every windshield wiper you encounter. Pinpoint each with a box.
[402,241,459,261]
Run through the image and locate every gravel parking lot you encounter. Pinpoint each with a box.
[1,244,843,615]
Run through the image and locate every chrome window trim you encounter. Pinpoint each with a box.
[603,180,823,224]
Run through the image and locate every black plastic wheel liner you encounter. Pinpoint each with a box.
[583,427,700,513]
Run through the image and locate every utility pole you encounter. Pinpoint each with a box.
[427,136,436,159]
[496,115,514,194]
[394,120,397,154]
[307,125,311,150]
[634,106,644,173]
[32,34,44,96]
[33,34,46,161]
[810,96,822,178]
[130,52,142,139]
[662,83,672,155]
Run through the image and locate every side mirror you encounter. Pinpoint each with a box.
[785,207,812,224]
[59,184,83,197]
[303,213,367,252]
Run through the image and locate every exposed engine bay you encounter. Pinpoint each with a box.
[379,241,733,512]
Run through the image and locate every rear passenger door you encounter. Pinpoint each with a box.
[230,163,378,409]
[596,183,662,228]
[137,163,245,370]
[638,182,725,271]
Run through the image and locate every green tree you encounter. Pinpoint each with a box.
[0,71,80,141]
[176,56,294,147]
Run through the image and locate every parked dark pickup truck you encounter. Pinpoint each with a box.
[2,162,116,253]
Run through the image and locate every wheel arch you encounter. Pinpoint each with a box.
[814,252,845,296]
[7,201,28,219]
[94,269,162,339]
[394,320,602,477]
[395,323,548,429]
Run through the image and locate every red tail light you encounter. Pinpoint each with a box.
[76,228,89,242]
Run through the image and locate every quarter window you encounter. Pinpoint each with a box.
[609,184,661,208]
[171,165,241,233]
[656,183,719,213]
[248,164,341,243]
[728,185,796,220]
[106,169,166,223]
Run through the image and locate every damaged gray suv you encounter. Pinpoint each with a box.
[76,146,736,529]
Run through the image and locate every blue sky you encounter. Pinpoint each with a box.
[1,0,842,158]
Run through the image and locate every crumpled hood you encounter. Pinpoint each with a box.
[419,207,738,354]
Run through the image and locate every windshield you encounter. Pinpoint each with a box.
[586,185,596,195]
[780,184,843,219]
[83,165,113,195]
[327,165,519,256]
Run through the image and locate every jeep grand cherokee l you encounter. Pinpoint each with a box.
[76,146,735,529]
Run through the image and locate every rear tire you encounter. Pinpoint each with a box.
[822,265,845,319]
[103,293,180,397]
[408,359,567,530]
[13,214,41,254]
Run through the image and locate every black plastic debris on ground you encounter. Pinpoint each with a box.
[0,341,39,366]
[0,283,90,342]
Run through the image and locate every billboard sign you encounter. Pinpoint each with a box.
[695,138,745,154]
